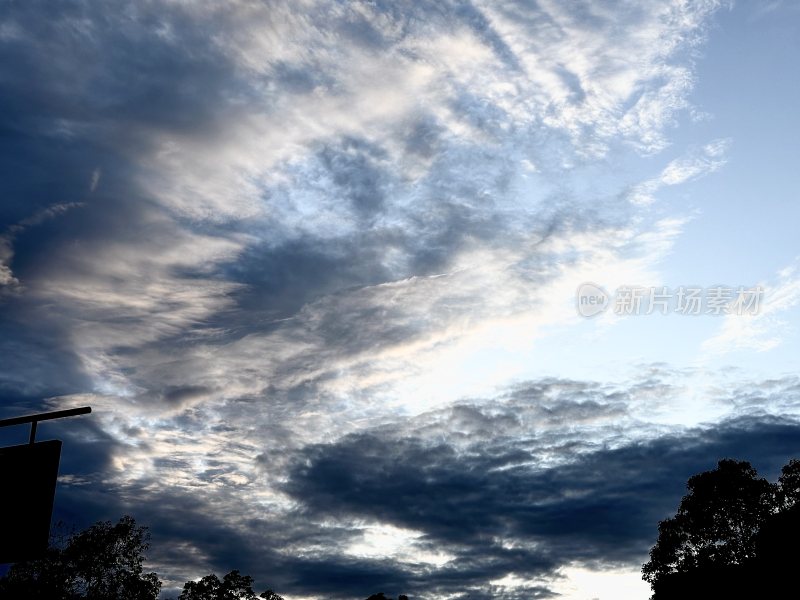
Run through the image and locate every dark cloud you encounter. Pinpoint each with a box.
[0,320,90,400]
[0,1,240,133]
[283,415,800,597]
[161,385,215,408]
[14,372,790,598]
[16,372,799,599]
[317,137,391,218]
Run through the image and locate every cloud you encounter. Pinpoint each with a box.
[0,1,749,598]
[0,0,726,417]
[702,260,800,355]
[0,202,84,292]
[90,168,102,193]
[36,372,800,598]
[278,411,800,598]
[628,138,731,205]
[0,240,17,288]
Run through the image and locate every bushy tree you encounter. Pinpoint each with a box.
[177,569,283,600]
[642,459,774,587]
[777,458,800,508]
[0,515,290,600]
[0,515,161,599]
[642,457,800,599]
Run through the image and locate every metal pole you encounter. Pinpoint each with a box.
[0,407,92,444]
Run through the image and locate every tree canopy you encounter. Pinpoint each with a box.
[0,517,285,600]
[176,569,283,600]
[0,515,161,600]
[642,457,800,599]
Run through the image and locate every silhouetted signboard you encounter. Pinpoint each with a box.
[0,440,62,563]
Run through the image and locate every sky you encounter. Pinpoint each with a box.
[1,1,799,598]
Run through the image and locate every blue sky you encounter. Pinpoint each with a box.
[1,1,799,599]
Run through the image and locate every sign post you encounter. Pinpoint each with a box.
[0,407,91,564]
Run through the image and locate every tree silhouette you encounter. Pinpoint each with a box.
[176,569,283,600]
[0,515,161,599]
[642,459,774,586]
[642,457,800,599]
[777,458,800,508]
[0,516,290,600]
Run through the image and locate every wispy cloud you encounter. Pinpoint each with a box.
[628,138,731,205]
[702,260,800,355]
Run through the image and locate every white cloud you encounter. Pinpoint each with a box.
[344,523,455,567]
[702,261,800,355]
[629,138,731,205]
[549,565,651,600]
[0,236,18,288]
[125,0,726,223]
[90,168,102,192]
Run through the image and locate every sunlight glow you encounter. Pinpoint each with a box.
[550,565,651,600]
